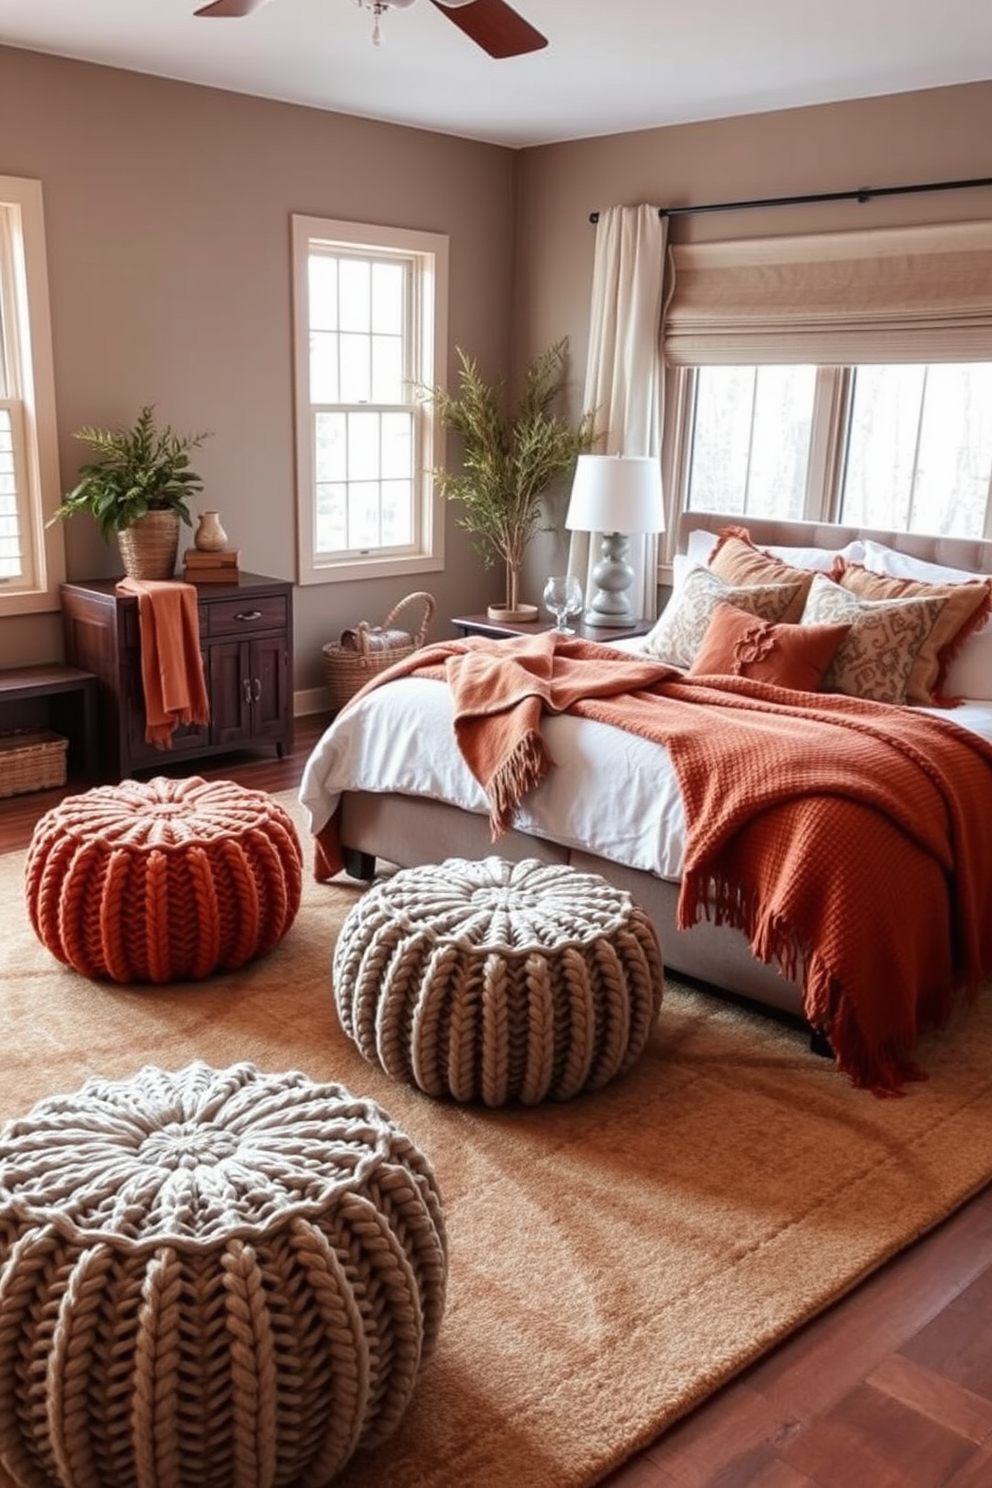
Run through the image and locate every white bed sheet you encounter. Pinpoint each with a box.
[298,665,992,884]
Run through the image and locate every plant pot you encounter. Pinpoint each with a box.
[117,511,181,581]
[487,603,539,623]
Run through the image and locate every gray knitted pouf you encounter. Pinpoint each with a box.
[0,1060,447,1488]
[332,856,664,1105]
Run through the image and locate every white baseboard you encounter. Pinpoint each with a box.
[294,687,330,718]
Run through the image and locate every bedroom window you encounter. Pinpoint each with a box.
[681,360,992,540]
[0,176,64,615]
[667,219,992,547]
[292,215,449,586]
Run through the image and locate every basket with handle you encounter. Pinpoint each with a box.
[323,591,436,712]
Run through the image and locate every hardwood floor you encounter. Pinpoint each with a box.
[3,718,992,1488]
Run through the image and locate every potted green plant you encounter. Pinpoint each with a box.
[51,405,210,580]
[425,339,596,620]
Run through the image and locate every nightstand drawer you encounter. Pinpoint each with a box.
[205,595,288,636]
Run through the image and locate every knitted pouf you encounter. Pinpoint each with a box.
[332,856,664,1105]
[0,1060,447,1488]
[24,776,303,983]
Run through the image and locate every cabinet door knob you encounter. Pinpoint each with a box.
[252,678,262,702]
[242,678,252,703]
[235,610,263,623]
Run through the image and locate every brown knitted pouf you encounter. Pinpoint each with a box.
[333,856,664,1105]
[0,1060,447,1488]
[24,776,303,983]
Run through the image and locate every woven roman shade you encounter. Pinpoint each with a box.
[665,219,992,365]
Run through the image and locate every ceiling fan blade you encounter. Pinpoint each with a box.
[194,0,274,17]
[430,0,547,59]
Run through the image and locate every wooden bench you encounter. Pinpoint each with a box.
[0,664,98,782]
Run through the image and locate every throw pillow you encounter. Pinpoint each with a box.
[640,565,805,667]
[800,573,947,705]
[833,561,992,705]
[706,527,816,621]
[687,601,851,691]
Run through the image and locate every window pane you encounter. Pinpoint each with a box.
[371,261,404,335]
[308,256,338,331]
[0,408,22,578]
[371,333,404,403]
[841,363,992,538]
[339,258,370,332]
[687,365,815,519]
[310,330,339,403]
[339,332,370,403]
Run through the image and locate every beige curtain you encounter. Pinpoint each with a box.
[568,204,670,621]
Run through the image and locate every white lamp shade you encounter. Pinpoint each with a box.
[565,454,664,535]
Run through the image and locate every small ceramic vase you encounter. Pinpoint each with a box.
[194,510,228,552]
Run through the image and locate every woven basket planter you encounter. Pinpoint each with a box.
[0,1061,447,1488]
[117,510,181,580]
[333,856,664,1105]
[25,776,303,983]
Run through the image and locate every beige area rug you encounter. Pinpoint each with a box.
[3,789,992,1488]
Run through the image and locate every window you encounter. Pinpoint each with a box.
[292,215,448,585]
[0,175,64,614]
[665,219,992,547]
[680,360,992,540]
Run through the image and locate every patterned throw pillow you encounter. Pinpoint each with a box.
[687,601,851,691]
[800,573,947,705]
[706,528,817,622]
[834,561,992,705]
[640,565,805,667]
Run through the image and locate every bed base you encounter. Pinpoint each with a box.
[337,790,808,1020]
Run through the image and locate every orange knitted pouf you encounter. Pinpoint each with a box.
[25,776,303,984]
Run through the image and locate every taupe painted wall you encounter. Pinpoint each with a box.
[0,45,517,689]
[3,43,992,699]
[514,80,992,590]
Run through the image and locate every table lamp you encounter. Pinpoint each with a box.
[565,454,664,626]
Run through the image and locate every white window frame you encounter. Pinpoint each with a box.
[0,176,64,615]
[292,214,448,586]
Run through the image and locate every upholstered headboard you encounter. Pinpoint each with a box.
[676,511,992,577]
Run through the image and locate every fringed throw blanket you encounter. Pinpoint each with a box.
[117,578,210,747]
[318,634,992,1093]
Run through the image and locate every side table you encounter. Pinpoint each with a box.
[451,613,653,643]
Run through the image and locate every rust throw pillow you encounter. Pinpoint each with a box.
[833,560,992,706]
[640,564,805,667]
[687,601,851,691]
[706,527,817,622]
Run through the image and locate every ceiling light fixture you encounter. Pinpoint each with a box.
[355,0,413,47]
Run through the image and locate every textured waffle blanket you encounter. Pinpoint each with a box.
[328,634,992,1094]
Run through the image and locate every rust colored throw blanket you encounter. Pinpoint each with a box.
[319,634,992,1093]
[117,578,211,747]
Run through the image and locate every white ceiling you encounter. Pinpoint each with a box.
[2,0,992,148]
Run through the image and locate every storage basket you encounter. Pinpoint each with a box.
[323,591,436,712]
[0,730,68,798]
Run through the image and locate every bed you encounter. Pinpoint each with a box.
[299,512,992,1090]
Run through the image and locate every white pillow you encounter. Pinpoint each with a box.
[861,538,980,586]
[683,526,865,575]
[943,614,992,701]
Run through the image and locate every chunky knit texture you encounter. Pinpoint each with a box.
[25,776,303,983]
[0,1060,447,1488]
[333,856,664,1105]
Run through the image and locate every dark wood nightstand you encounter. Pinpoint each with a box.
[451,613,654,643]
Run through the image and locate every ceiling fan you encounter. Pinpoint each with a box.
[193,0,547,59]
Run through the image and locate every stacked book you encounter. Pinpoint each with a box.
[182,548,241,585]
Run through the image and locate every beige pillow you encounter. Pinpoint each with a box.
[800,573,947,705]
[641,565,805,667]
[835,561,992,705]
[706,528,816,622]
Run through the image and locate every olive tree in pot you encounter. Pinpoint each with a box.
[425,339,595,621]
[50,405,210,580]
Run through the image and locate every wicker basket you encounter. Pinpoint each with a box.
[0,730,68,798]
[323,591,435,712]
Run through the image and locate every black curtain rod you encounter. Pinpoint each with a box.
[588,174,992,223]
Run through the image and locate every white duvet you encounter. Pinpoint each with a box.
[298,658,992,884]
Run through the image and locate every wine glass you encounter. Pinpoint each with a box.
[543,575,583,635]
